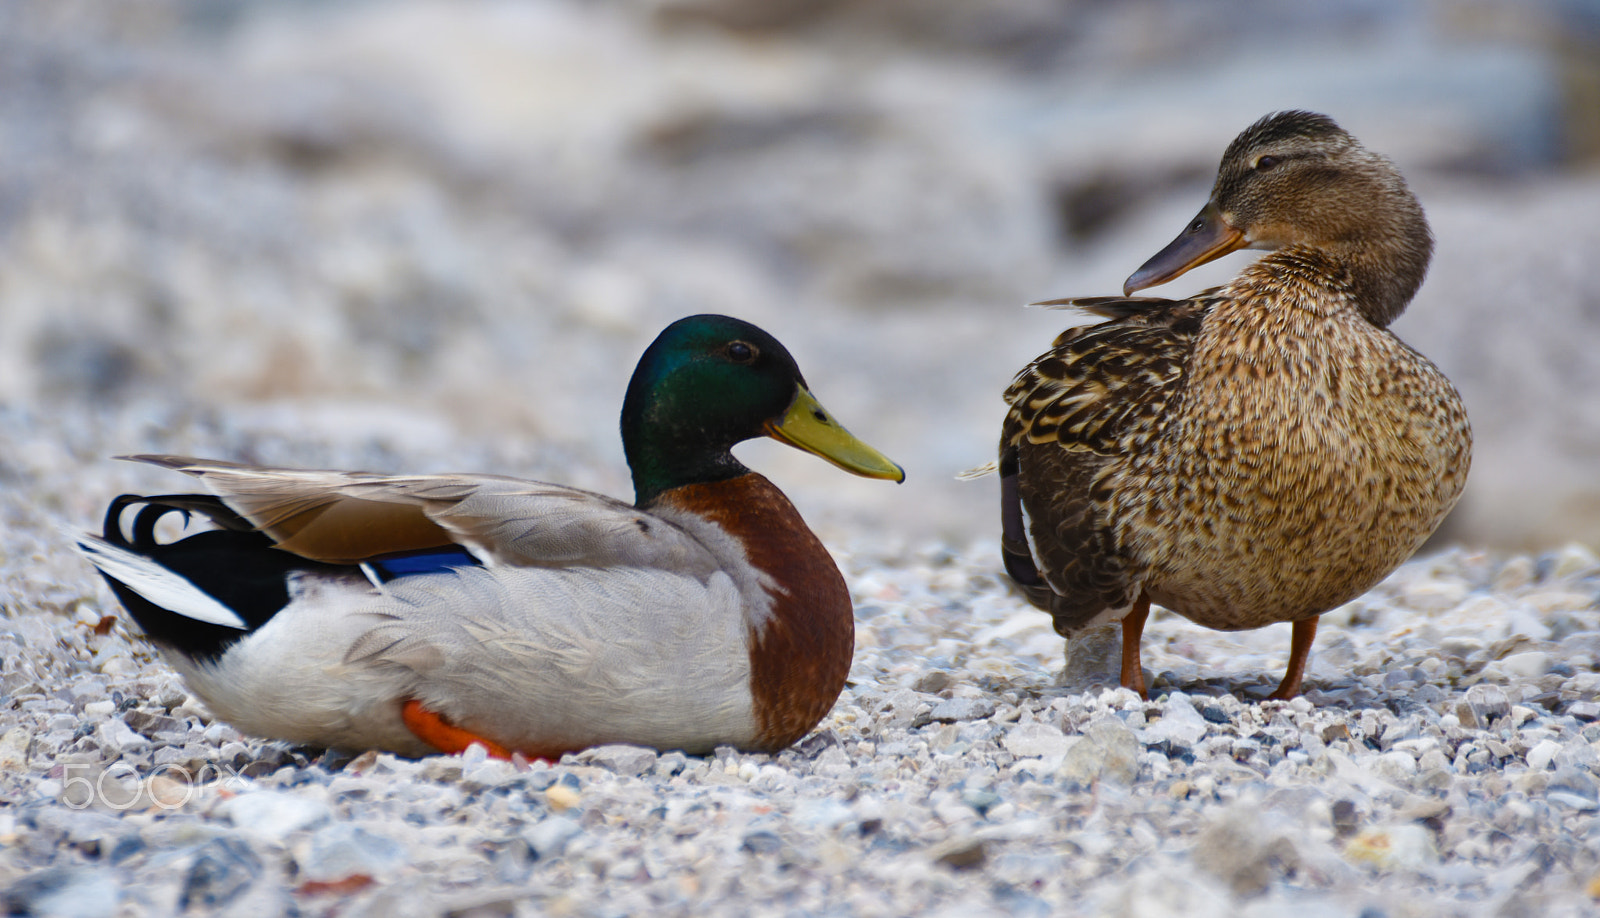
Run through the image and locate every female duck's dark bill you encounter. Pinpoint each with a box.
[1123,202,1247,295]
[764,386,905,483]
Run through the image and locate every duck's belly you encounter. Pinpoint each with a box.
[169,566,762,757]
[1131,474,1430,631]
[1115,338,1470,630]
[168,603,438,758]
[402,566,762,757]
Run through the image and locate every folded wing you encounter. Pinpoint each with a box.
[123,455,721,577]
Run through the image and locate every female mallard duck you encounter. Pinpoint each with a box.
[1000,111,1471,700]
[78,314,903,758]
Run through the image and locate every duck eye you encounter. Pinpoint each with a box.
[725,341,758,363]
[1254,155,1280,172]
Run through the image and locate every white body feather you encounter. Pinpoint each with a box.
[171,563,760,757]
[80,461,782,756]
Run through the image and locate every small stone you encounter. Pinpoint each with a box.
[1558,740,1600,771]
[459,743,489,770]
[927,697,996,723]
[1494,556,1537,591]
[0,727,30,769]
[1417,768,1454,791]
[342,750,381,774]
[741,830,784,854]
[462,758,518,788]
[1058,716,1140,785]
[1440,636,1485,657]
[1373,751,1418,783]
[98,656,140,678]
[202,723,238,744]
[1551,543,1599,578]
[930,837,987,870]
[1505,606,1555,641]
[122,709,181,736]
[420,757,463,782]
[1568,701,1600,722]
[577,744,657,776]
[223,791,332,842]
[301,824,408,883]
[1548,768,1600,810]
[96,719,150,754]
[1402,579,1469,612]
[1525,592,1599,615]
[1464,684,1511,727]
[913,671,954,694]
[180,837,262,912]
[1343,825,1438,870]
[960,788,1002,815]
[1139,695,1208,748]
[524,816,582,859]
[1514,770,1550,795]
[1418,749,1451,773]
[793,797,853,829]
[147,775,190,809]
[217,742,251,766]
[1500,652,1550,679]
[545,783,582,813]
[1321,723,1351,743]
[1527,739,1563,772]
[1396,798,1451,826]
[1201,704,1232,725]
[1192,803,1301,896]
[1061,623,1121,684]
[0,866,119,918]
[1331,799,1361,836]
[1003,722,1070,758]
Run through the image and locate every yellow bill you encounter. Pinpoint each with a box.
[765,387,905,483]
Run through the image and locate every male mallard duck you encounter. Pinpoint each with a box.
[1000,111,1471,700]
[78,314,903,758]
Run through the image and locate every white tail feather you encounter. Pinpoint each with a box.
[75,534,248,630]
[955,460,998,481]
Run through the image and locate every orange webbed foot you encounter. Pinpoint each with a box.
[402,699,514,760]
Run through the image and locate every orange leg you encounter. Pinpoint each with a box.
[402,699,514,760]
[1267,616,1319,701]
[1120,594,1152,700]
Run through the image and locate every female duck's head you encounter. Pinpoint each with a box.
[1124,110,1432,327]
[621,314,903,506]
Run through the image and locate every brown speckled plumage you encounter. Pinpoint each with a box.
[1001,111,1472,699]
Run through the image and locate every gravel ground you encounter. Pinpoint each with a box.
[5,2,1600,915]
[4,404,1600,917]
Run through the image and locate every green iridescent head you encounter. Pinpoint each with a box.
[620,314,904,506]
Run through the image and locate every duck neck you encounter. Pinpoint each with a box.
[621,387,751,507]
[625,433,748,508]
[649,474,854,751]
[1321,193,1433,328]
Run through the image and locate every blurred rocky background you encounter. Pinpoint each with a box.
[2,0,1598,549]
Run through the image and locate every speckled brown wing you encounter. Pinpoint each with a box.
[1000,295,1212,634]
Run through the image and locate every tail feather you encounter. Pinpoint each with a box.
[75,534,248,629]
[80,493,324,661]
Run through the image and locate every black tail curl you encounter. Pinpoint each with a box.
[95,494,339,662]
